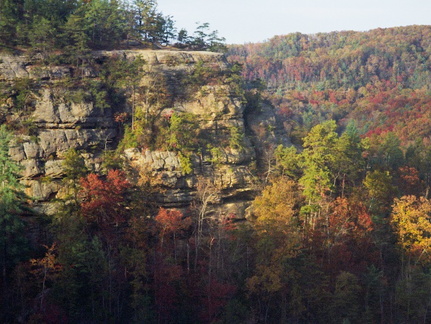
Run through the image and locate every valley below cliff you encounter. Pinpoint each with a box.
[4,25,431,324]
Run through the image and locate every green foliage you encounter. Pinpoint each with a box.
[28,17,56,57]
[274,144,300,179]
[6,10,431,324]
[117,124,139,151]
[83,0,126,49]
[62,11,91,59]
[395,268,431,323]
[62,0,127,52]
[190,22,227,52]
[294,119,367,207]
[65,55,145,110]
[117,109,202,163]
[9,78,37,112]
[299,120,338,204]
[364,132,404,176]
[100,54,145,90]
[167,112,200,151]
[228,125,246,152]
[52,207,100,320]
[101,150,123,173]
[133,0,175,46]
[66,81,110,109]
[0,0,24,48]
[174,22,227,52]
[0,0,226,55]
[62,147,88,202]
[208,145,225,166]
[178,151,193,175]
[0,125,29,290]
[217,298,249,324]
[63,148,88,182]
[185,60,223,91]
[363,170,397,215]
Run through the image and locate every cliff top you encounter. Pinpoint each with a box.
[95,49,226,65]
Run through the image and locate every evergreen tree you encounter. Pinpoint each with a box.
[0,0,24,47]
[299,120,338,210]
[0,126,29,319]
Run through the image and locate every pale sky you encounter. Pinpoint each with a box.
[156,0,431,44]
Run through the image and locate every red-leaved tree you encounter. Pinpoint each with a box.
[79,169,130,234]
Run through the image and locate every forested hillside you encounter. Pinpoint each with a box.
[228,25,431,143]
[2,1,431,322]
[227,25,431,324]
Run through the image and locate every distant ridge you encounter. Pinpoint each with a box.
[227,25,431,144]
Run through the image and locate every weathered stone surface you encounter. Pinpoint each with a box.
[3,49,289,218]
[38,128,116,157]
[101,50,263,212]
[23,179,62,201]
[33,89,60,123]
[32,202,62,216]
[48,66,71,80]
[181,85,243,117]
[124,148,191,189]
[213,165,254,190]
[23,140,41,160]
[9,142,26,162]
[21,159,42,179]
[45,160,64,178]
[153,189,196,207]
[97,50,226,67]
[33,88,114,127]
[0,55,73,85]
[222,145,254,165]
[9,137,42,162]
[0,55,29,80]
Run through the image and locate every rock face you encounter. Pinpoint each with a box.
[0,50,288,217]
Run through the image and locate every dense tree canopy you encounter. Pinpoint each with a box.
[224,25,431,323]
[3,12,431,323]
[228,25,431,144]
[0,0,226,53]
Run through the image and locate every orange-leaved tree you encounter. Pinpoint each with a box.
[316,197,375,277]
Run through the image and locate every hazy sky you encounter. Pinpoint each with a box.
[156,0,431,44]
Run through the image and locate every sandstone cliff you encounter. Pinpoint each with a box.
[0,50,288,218]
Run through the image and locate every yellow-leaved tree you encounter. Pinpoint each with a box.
[247,177,309,322]
[391,195,431,265]
[391,196,431,323]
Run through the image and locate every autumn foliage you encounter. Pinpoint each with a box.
[228,26,431,145]
[6,25,431,324]
[391,195,431,264]
[79,169,130,226]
